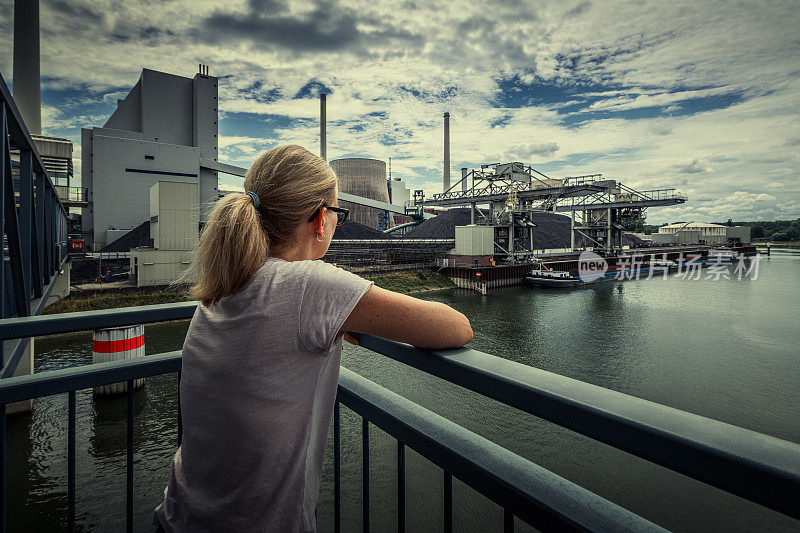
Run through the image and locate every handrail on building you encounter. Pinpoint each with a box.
[1,71,70,380]
[0,303,798,531]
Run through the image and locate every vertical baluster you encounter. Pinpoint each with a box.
[126,380,134,533]
[397,441,405,533]
[18,150,32,315]
[444,472,452,533]
[50,190,57,274]
[504,509,514,533]
[0,106,7,320]
[362,418,369,533]
[176,371,182,447]
[333,401,341,533]
[1,402,6,533]
[35,173,47,287]
[68,391,76,532]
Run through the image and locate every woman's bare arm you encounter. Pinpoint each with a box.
[340,285,473,349]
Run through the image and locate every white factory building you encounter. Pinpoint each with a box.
[650,222,751,245]
[81,67,219,250]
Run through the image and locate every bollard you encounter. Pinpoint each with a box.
[92,325,146,394]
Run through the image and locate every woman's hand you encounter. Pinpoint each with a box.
[343,332,359,345]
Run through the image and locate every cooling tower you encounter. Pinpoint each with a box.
[329,158,388,229]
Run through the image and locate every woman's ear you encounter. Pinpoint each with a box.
[316,207,327,236]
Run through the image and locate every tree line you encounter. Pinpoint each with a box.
[712,219,800,241]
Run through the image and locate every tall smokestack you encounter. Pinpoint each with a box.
[13,0,41,135]
[443,112,450,192]
[320,93,327,162]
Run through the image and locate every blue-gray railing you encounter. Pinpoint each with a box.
[1,303,799,532]
[0,71,70,379]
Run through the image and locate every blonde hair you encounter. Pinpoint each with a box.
[188,145,337,306]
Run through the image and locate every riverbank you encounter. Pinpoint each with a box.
[44,269,455,314]
[755,242,800,249]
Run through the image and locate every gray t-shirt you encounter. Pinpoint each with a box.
[154,258,373,532]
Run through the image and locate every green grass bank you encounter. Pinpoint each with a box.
[44,270,455,314]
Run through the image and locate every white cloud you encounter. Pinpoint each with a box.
[0,0,797,223]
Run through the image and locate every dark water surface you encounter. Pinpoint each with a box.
[7,251,800,531]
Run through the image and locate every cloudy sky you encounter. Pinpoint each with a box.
[1,0,799,224]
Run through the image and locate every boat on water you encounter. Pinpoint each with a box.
[525,265,584,287]
[525,258,679,288]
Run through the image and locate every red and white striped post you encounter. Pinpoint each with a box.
[92,325,146,394]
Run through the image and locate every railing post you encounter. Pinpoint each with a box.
[0,105,6,320]
[397,441,405,533]
[68,391,76,532]
[41,183,50,284]
[1,106,28,317]
[18,150,33,316]
[444,472,452,533]
[504,510,514,532]
[177,371,182,447]
[35,172,48,287]
[126,381,134,533]
[50,189,57,274]
[1,402,5,533]
[362,418,369,533]
[334,401,341,533]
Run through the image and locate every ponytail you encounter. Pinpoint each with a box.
[185,145,337,306]
[188,193,268,306]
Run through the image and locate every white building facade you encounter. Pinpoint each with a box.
[656,222,751,244]
[81,68,218,249]
[388,177,410,208]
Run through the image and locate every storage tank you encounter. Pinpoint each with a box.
[329,158,389,229]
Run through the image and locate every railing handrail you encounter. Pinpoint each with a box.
[0,351,181,403]
[0,305,798,521]
[0,301,197,340]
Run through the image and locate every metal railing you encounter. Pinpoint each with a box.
[1,303,798,531]
[0,303,669,532]
[54,186,89,203]
[1,72,70,379]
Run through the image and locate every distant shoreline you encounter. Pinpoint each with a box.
[755,243,800,249]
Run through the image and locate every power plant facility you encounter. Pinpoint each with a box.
[4,1,754,294]
[81,66,219,250]
[330,158,391,229]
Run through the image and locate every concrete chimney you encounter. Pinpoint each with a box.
[443,112,450,192]
[13,0,41,135]
[320,94,327,162]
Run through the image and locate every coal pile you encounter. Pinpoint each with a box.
[403,208,644,248]
[331,220,389,239]
[403,208,485,239]
[101,221,151,252]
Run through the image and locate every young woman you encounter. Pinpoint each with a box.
[154,145,472,532]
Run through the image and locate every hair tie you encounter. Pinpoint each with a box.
[245,191,260,208]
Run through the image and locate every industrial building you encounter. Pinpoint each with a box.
[388,177,411,209]
[130,180,197,286]
[81,67,219,250]
[650,222,751,245]
[330,158,391,229]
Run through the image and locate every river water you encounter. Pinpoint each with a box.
[6,250,800,532]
